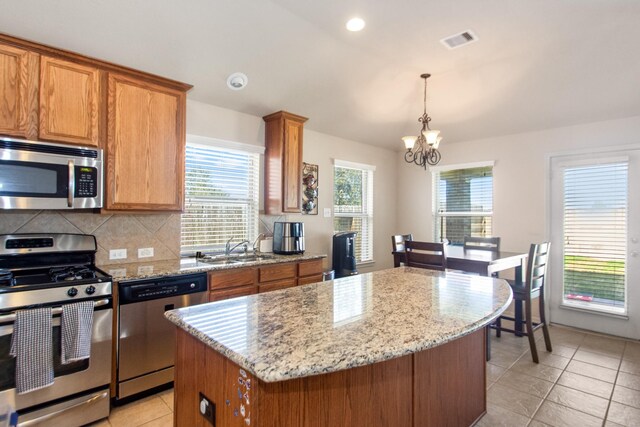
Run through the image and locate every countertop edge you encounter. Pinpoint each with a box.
[99,253,327,282]
[165,284,513,383]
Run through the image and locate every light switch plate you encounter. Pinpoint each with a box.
[323,208,332,218]
[138,247,154,258]
[109,249,127,260]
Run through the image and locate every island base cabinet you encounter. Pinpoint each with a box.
[174,328,487,427]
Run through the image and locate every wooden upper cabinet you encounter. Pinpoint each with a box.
[39,56,101,146]
[263,111,308,214]
[0,42,39,139]
[106,73,186,211]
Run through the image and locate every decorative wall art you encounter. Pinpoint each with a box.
[302,162,318,215]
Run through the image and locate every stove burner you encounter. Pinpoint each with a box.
[49,266,97,282]
[0,268,15,287]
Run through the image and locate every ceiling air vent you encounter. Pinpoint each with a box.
[440,30,478,50]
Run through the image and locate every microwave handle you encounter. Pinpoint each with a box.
[68,160,75,208]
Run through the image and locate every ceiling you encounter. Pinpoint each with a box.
[2,0,640,150]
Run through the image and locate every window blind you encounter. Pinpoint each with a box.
[433,166,493,244]
[334,164,374,263]
[562,161,627,313]
[181,143,259,255]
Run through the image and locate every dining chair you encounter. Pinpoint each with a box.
[463,236,501,252]
[392,234,413,252]
[404,241,447,271]
[491,242,553,363]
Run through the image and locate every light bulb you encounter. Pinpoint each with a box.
[433,136,442,149]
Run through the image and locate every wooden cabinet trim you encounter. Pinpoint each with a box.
[0,33,192,92]
[0,42,38,139]
[39,56,101,146]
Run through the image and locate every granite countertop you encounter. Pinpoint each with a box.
[98,253,326,281]
[165,267,513,383]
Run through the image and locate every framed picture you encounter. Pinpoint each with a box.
[302,162,318,215]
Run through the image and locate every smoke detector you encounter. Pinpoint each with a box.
[440,30,478,50]
[227,72,248,90]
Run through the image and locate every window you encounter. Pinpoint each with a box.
[333,160,375,263]
[433,163,493,245]
[562,161,627,313]
[181,141,260,255]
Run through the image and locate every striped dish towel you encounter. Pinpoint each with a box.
[61,301,94,364]
[9,307,54,394]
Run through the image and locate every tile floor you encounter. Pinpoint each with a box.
[89,325,640,427]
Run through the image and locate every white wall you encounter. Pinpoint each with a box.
[187,100,398,272]
[397,115,640,253]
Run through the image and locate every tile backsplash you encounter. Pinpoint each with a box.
[0,211,286,265]
[0,211,180,265]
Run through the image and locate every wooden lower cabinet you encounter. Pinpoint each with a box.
[258,278,297,293]
[208,259,325,302]
[174,328,486,427]
[209,284,257,302]
[298,274,323,285]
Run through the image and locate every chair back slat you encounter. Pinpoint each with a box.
[392,234,413,252]
[463,236,501,252]
[405,241,446,271]
[526,242,550,293]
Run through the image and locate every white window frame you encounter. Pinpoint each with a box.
[431,161,495,244]
[180,135,264,256]
[333,159,376,264]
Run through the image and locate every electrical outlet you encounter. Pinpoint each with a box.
[199,392,215,426]
[324,208,332,218]
[109,249,127,260]
[138,247,154,258]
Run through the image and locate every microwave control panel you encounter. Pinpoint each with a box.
[74,166,98,197]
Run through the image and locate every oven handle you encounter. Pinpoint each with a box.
[18,390,109,427]
[68,159,75,208]
[0,298,110,323]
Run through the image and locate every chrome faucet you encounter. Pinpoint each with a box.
[225,237,250,255]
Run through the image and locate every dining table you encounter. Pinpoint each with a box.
[392,244,529,335]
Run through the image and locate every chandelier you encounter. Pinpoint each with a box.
[402,73,442,168]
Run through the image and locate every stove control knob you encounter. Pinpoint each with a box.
[85,285,96,295]
[67,287,78,297]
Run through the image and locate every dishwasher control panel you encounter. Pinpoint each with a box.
[118,272,207,304]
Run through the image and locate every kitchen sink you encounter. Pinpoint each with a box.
[197,253,276,265]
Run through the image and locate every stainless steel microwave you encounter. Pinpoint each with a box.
[0,137,103,209]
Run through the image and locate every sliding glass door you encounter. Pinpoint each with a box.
[549,149,640,339]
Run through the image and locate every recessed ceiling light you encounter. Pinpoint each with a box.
[227,72,248,90]
[346,17,365,32]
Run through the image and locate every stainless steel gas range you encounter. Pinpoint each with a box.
[0,233,112,426]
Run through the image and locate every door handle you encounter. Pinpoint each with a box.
[68,160,75,208]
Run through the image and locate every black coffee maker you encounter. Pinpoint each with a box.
[332,232,358,278]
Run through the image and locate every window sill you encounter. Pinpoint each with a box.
[560,302,628,320]
[357,260,375,267]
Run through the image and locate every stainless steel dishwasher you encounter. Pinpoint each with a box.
[116,272,208,400]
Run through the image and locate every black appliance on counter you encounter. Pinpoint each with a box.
[273,221,305,254]
[0,233,113,426]
[332,232,358,278]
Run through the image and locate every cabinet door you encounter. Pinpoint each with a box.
[209,285,257,302]
[106,73,186,210]
[282,118,303,212]
[258,278,297,293]
[39,56,101,146]
[259,262,297,282]
[0,43,38,139]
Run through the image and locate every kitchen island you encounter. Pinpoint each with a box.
[166,267,512,427]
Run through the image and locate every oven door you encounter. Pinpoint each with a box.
[0,139,103,210]
[0,299,112,412]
